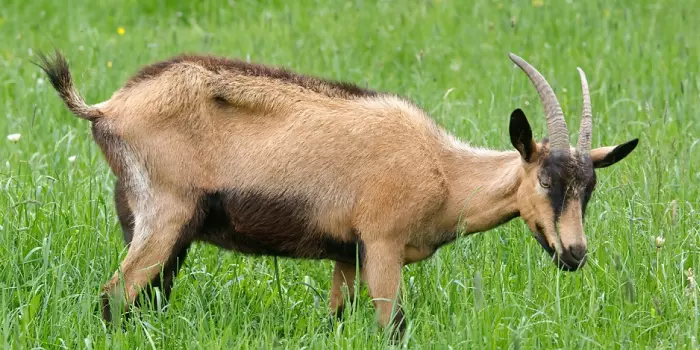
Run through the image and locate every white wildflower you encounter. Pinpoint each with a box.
[68,155,77,163]
[7,133,21,142]
[655,236,665,248]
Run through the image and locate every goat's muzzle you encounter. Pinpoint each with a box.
[532,224,587,271]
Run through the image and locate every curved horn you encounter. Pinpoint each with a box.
[509,53,570,151]
[576,67,592,154]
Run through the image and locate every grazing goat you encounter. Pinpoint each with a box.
[37,50,638,335]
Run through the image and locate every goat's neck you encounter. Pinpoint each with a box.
[440,144,522,235]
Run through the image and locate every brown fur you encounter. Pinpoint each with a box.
[38,51,638,335]
[124,54,378,99]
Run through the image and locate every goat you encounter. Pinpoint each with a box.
[36,50,638,335]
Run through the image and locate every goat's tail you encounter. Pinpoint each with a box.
[35,50,104,121]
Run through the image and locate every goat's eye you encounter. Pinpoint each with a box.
[539,178,550,189]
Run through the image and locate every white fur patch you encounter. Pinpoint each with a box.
[93,100,109,109]
[122,148,150,196]
[121,146,154,250]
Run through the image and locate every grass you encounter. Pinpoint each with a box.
[1,0,698,348]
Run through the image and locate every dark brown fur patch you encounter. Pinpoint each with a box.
[540,151,595,220]
[114,179,134,245]
[196,190,363,265]
[534,222,555,256]
[124,54,378,99]
[579,155,597,219]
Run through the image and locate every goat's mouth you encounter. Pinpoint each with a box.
[533,223,555,256]
[533,223,579,272]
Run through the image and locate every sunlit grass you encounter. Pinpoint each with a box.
[1,0,698,348]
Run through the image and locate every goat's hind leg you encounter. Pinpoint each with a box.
[112,180,192,309]
[114,179,135,246]
[101,191,199,324]
[329,261,360,320]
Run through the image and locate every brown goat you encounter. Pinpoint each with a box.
[37,50,638,335]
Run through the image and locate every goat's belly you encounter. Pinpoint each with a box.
[198,229,361,265]
[195,190,361,265]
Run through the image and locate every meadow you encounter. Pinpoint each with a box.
[1,0,698,348]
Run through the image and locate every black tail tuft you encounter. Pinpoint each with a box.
[34,50,103,121]
[35,50,72,97]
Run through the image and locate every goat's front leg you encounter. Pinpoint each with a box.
[101,192,197,323]
[329,261,359,319]
[362,240,406,337]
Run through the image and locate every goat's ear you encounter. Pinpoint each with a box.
[509,108,537,162]
[591,138,639,168]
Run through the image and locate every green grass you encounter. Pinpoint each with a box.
[1,0,699,348]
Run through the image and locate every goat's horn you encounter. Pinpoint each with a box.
[509,53,570,152]
[576,67,592,154]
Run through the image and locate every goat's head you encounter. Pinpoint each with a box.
[507,53,638,271]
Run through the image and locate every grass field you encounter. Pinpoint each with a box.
[1,0,699,348]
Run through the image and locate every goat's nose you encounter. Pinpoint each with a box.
[569,244,587,262]
[556,244,588,271]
